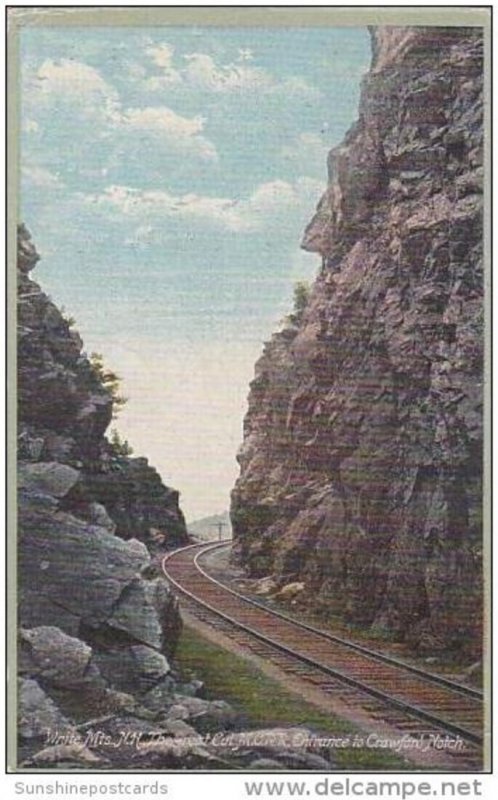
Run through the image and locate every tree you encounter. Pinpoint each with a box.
[89,352,128,419]
[109,427,134,457]
[59,305,76,327]
[285,281,311,326]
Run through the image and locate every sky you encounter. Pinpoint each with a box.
[20,24,371,521]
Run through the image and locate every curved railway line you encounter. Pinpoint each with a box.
[162,541,484,769]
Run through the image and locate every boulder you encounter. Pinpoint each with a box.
[19,626,93,688]
[17,224,40,273]
[131,646,170,684]
[275,582,305,601]
[18,679,74,740]
[249,758,286,770]
[23,743,105,767]
[84,502,117,534]
[18,428,45,461]
[132,739,229,770]
[19,504,151,632]
[176,679,205,698]
[140,677,177,713]
[166,696,237,732]
[18,462,80,499]
[210,728,337,769]
[108,579,168,651]
[254,576,279,596]
[160,719,200,739]
[93,645,169,696]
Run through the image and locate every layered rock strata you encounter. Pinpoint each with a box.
[231,26,484,659]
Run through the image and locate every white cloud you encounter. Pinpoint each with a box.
[25,58,216,162]
[183,53,273,93]
[146,43,176,69]
[119,106,204,137]
[144,43,182,90]
[116,106,217,160]
[248,179,299,212]
[142,45,320,99]
[83,176,324,233]
[32,58,119,116]
[22,164,65,189]
[247,177,325,218]
[36,58,111,94]
[85,184,249,231]
[116,106,215,156]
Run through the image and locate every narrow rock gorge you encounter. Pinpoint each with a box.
[231,26,484,660]
[16,226,340,771]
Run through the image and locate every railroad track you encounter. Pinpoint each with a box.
[162,541,484,768]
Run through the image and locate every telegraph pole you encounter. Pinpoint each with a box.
[211,522,227,541]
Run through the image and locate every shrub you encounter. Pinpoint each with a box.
[285,281,311,326]
[109,427,134,457]
[89,352,128,419]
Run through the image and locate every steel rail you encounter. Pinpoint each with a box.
[194,541,483,701]
[162,543,483,747]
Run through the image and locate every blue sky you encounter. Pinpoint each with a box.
[20,25,371,520]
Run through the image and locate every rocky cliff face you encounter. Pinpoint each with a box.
[231,27,484,660]
[17,226,191,766]
[18,223,188,553]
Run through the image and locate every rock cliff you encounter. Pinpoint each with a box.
[17,225,191,765]
[18,222,188,552]
[231,27,484,660]
[16,226,339,772]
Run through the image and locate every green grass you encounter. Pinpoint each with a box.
[175,625,409,771]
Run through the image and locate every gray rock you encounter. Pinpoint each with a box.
[93,646,169,695]
[18,488,59,514]
[23,743,105,767]
[18,462,80,499]
[177,679,205,698]
[43,433,77,463]
[109,580,165,650]
[18,678,74,740]
[16,223,189,740]
[249,758,286,770]
[132,738,230,770]
[140,677,177,713]
[254,576,279,596]
[17,224,40,273]
[230,26,484,660]
[19,505,151,630]
[160,719,200,739]
[80,460,189,551]
[131,645,170,684]
[211,728,337,769]
[18,429,45,461]
[86,502,117,534]
[269,750,335,770]
[20,626,93,688]
[167,696,237,731]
